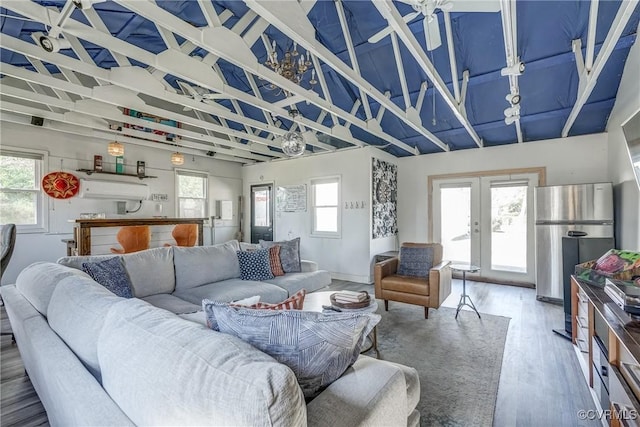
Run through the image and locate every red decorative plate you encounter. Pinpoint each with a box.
[42,171,80,199]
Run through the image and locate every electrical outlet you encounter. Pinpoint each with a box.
[151,193,168,202]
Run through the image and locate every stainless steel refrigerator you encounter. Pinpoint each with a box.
[535,182,614,302]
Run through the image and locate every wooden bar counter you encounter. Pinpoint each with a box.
[73,218,205,255]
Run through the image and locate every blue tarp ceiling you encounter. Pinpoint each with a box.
[1,0,638,158]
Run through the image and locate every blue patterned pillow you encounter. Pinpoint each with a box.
[202,301,380,399]
[82,257,134,298]
[397,246,434,277]
[236,249,274,281]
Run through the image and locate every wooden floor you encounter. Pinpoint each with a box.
[0,279,597,427]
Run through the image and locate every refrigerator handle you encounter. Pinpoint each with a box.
[567,230,588,237]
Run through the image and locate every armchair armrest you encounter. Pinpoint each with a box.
[428,261,452,307]
[374,257,398,297]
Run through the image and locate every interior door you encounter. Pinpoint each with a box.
[250,184,273,243]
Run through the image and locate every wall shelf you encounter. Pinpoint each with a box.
[76,169,157,180]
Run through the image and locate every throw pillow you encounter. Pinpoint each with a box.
[236,249,274,281]
[251,289,306,310]
[397,246,434,277]
[268,245,285,277]
[259,237,301,273]
[82,257,134,298]
[202,301,380,399]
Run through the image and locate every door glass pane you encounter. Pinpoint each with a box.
[491,185,527,272]
[440,187,471,264]
[253,189,270,227]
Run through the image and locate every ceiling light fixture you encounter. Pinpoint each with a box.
[504,115,520,126]
[500,61,526,76]
[264,39,317,96]
[171,152,185,166]
[281,109,306,157]
[107,141,124,157]
[504,105,521,118]
[505,92,521,105]
[38,34,72,53]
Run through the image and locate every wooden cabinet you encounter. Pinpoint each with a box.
[572,277,640,426]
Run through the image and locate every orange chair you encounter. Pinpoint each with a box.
[164,224,198,247]
[110,226,151,254]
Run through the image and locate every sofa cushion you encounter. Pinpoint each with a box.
[58,248,175,298]
[264,270,332,295]
[237,249,274,281]
[260,237,301,273]
[47,275,124,382]
[380,275,429,295]
[268,245,286,276]
[16,262,91,316]
[173,241,241,290]
[97,298,306,426]
[204,302,380,399]
[120,247,175,298]
[397,246,433,277]
[173,278,288,306]
[82,257,134,298]
[141,294,201,314]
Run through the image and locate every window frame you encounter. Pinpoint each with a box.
[0,146,48,234]
[174,168,209,221]
[310,175,341,238]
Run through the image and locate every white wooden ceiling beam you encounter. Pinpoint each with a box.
[563,0,638,137]
[585,0,600,72]
[80,7,131,66]
[112,0,373,149]
[310,55,340,127]
[415,82,428,113]
[443,12,461,104]
[335,0,372,120]
[244,0,446,152]
[0,109,258,164]
[27,57,74,103]
[373,0,481,148]
[500,0,522,143]
[197,0,223,28]
[0,35,287,144]
[0,64,286,158]
[390,32,411,110]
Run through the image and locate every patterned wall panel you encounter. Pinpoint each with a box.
[372,158,397,239]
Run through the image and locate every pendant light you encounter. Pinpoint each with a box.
[107,141,124,157]
[171,152,185,166]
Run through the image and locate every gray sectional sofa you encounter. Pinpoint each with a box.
[1,240,421,426]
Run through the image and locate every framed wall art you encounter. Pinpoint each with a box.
[372,158,397,239]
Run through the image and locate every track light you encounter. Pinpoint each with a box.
[505,92,521,105]
[505,115,519,125]
[504,105,521,118]
[500,61,525,76]
[38,35,72,53]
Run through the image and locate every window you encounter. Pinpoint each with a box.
[311,176,340,237]
[176,170,208,219]
[0,148,48,233]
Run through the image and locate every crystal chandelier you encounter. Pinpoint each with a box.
[264,40,317,95]
[281,109,306,157]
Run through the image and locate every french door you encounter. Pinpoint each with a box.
[432,172,539,284]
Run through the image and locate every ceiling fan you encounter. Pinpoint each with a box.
[176,81,227,111]
[368,0,500,51]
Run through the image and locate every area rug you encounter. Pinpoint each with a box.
[365,306,510,427]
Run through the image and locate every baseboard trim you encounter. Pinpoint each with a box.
[331,272,372,284]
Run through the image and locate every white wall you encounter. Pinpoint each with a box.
[606,22,640,251]
[1,121,242,284]
[396,133,609,244]
[242,146,393,283]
